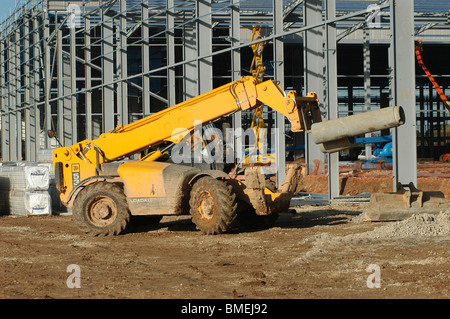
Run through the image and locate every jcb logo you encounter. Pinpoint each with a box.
[72,164,81,188]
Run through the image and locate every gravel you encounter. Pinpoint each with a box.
[292,211,450,264]
[359,210,450,239]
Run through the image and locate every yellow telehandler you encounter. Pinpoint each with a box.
[52,71,408,235]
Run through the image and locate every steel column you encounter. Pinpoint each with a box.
[33,14,41,155]
[325,0,339,200]
[166,0,176,106]
[101,1,115,132]
[196,0,213,95]
[304,0,324,173]
[0,35,8,160]
[44,9,52,148]
[24,20,33,160]
[274,0,286,186]
[363,27,372,159]
[70,22,77,145]
[84,8,92,140]
[56,23,64,145]
[231,0,242,167]
[15,27,22,160]
[142,0,150,116]
[5,34,12,160]
[183,11,197,99]
[9,29,18,160]
[118,0,128,124]
[390,0,417,190]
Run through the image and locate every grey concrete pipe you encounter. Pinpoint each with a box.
[310,106,405,153]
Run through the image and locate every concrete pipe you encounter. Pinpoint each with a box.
[317,137,356,153]
[311,106,405,153]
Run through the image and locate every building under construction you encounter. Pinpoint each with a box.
[0,0,449,199]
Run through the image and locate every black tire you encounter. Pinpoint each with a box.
[189,176,237,235]
[72,182,130,236]
[237,201,279,231]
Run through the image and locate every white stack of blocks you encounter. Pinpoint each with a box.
[0,162,52,216]
[37,149,54,163]
[37,149,69,213]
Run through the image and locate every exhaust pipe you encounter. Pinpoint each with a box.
[311,106,405,153]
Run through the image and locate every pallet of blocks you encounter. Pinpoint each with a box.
[0,162,52,216]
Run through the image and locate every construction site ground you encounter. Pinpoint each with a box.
[0,161,449,300]
[299,160,450,198]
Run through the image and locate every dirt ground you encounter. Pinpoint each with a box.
[1,202,449,300]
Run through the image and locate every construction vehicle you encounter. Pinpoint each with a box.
[52,75,322,236]
[356,136,392,160]
[439,153,450,162]
[52,72,409,236]
[355,135,393,169]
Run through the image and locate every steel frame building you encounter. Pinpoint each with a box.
[0,0,449,199]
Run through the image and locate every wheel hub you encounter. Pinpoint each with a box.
[87,196,118,227]
[197,191,214,220]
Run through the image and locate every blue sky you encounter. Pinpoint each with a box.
[0,0,448,24]
[0,0,20,23]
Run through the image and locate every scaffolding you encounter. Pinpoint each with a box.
[0,0,449,197]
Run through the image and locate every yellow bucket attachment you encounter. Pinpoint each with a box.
[364,183,450,221]
[243,164,302,216]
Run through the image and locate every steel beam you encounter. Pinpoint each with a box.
[57,23,64,145]
[0,35,8,161]
[363,27,372,160]
[84,8,92,140]
[166,0,176,106]
[274,0,286,187]
[231,0,242,168]
[44,9,52,148]
[15,27,22,160]
[24,20,34,160]
[5,33,13,161]
[304,0,324,174]
[142,0,150,116]
[118,0,128,125]
[101,1,115,133]
[390,0,417,190]
[33,14,41,155]
[70,22,77,145]
[196,0,213,95]
[183,11,198,100]
[9,29,18,160]
[324,0,339,200]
